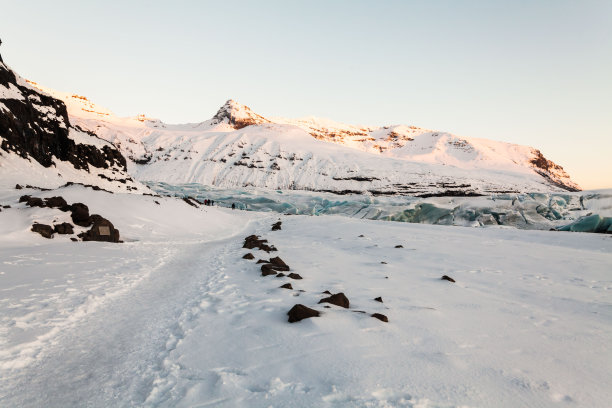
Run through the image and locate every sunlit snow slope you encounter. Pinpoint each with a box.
[31,84,579,195]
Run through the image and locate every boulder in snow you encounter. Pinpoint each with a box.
[287,304,320,323]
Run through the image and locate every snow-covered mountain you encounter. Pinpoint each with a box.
[8,64,579,195]
[0,61,143,192]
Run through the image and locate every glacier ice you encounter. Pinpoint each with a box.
[146,182,612,232]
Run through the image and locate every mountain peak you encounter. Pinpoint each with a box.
[211,99,270,129]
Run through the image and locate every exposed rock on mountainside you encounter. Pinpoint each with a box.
[0,59,142,192]
[210,99,271,129]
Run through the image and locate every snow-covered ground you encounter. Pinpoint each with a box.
[1,184,611,407]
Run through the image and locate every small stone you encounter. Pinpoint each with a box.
[70,203,92,227]
[287,304,320,323]
[287,273,302,280]
[242,253,255,260]
[15,184,23,189]
[358,234,365,237]
[44,196,68,210]
[374,297,383,303]
[322,290,332,295]
[70,237,78,242]
[280,283,293,289]
[271,221,282,231]
[380,261,387,264]
[261,266,277,276]
[256,259,269,264]
[276,273,286,277]
[31,223,54,238]
[318,292,350,308]
[441,275,456,283]
[371,313,388,322]
[54,222,74,234]
[395,245,403,248]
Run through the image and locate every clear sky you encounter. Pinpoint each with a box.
[2,0,611,189]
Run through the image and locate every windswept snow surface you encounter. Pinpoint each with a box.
[1,184,611,407]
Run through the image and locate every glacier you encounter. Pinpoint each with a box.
[146,182,612,232]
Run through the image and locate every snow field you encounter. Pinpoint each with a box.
[1,186,611,407]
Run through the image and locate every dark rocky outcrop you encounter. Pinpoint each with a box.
[31,223,54,238]
[260,256,290,276]
[287,273,303,280]
[441,275,455,283]
[371,313,388,322]
[54,222,74,234]
[261,266,278,277]
[374,297,383,303]
[77,215,120,242]
[271,221,282,231]
[242,253,255,260]
[70,203,92,227]
[280,283,293,290]
[318,292,350,308]
[287,304,320,323]
[394,245,403,248]
[0,61,127,174]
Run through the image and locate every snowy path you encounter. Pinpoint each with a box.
[0,217,267,407]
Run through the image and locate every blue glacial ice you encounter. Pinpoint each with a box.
[145,182,612,233]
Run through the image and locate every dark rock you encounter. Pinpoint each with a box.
[358,234,365,237]
[287,273,303,280]
[353,310,366,314]
[256,259,269,264]
[381,261,387,264]
[371,313,388,322]
[31,223,54,238]
[70,203,91,227]
[324,305,331,308]
[441,275,456,283]
[2,205,10,209]
[243,235,278,252]
[287,304,320,323]
[276,273,286,277]
[15,184,23,189]
[77,214,120,242]
[54,222,74,234]
[70,237,78,242]
[271,221,282,231]
[374,297,383,303]
[242,253,255,260]
[20,195,44,207]
[268,256,290,271]
[280,283,293,290]
[322,290,332,295]
[319,292,350,308]
[261,265,278,276]
[395,245,403,248]
[44,196,69,210]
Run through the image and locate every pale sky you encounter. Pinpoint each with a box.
[2,0,611,189]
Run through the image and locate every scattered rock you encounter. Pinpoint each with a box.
[280,283,293,290]
[15,184,23,189]
[324,305,331,308]
[256,259,269,264]
[70,203,92,227]
[243,235,277,252]
[287,304,320,323]
[44,196,69,210]
[322,290,332,295]
[276,273,286,277]
[353,310,367,314]
[70,237,78,242]
[319,292,350,308]
[78,215,120,242]
[268,256,290,271]
[20,195,44,207]
[380,261,387,264]
[2,205,10,209]
[395,245,403,248]
[371,313,388,322]
[358,234,365,237]
[31,223,54,238]
[271,221,282,231]
[441,275,456,283]
[287,273,303,280]
[374,296,383,303]
[54,222,74,234]
[261,265,278,276]
[154,201,160,205]
[242,253,255,260]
